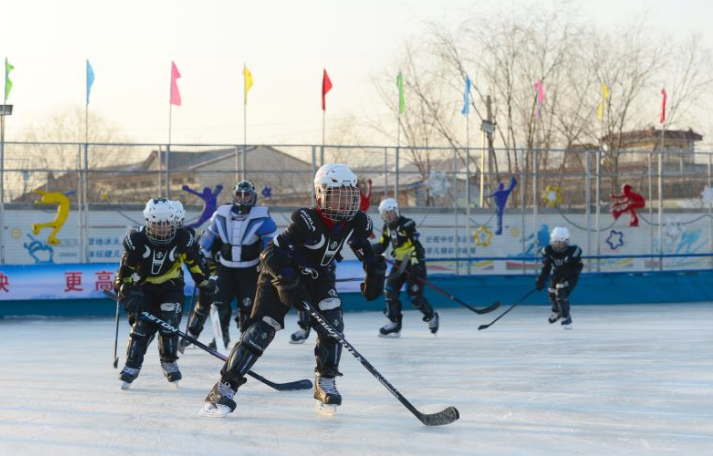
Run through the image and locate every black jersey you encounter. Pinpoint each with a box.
[537,244,584,282]
[373,216,425,262]
[116,227,209,287]
[265,207,375,275]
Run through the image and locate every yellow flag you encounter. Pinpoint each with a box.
[243,64,253,105]
[597,83,609,121]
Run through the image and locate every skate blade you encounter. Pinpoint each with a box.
[378,332,401,338]
[200,403,232,418]
[562,324,573,330]
[289,338,307,345]
[168,381,180,389]
[121,381,132,390]
[315,401,338,416]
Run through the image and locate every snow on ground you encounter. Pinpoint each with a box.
[1,304,712,456]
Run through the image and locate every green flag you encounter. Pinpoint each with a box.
[396,71,405,114]
[4,58,14,101]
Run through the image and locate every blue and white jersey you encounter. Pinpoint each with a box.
[200,204,277,268]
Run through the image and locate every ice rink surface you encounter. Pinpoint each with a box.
[1,304,712,456]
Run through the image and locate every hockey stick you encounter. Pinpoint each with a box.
[103,290,312,391]
[384,258,500,315]
[477,288,537,331]
[112,295,121,369]
[178,286,198,354]
[301,299,459,426]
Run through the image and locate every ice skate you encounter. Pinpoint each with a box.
[426,311,440,335]
[161,360,182,387]
[548,312,561,324]
[200,381,237,418]
[561,316,572,330]
[378,317,402,338]
[119,366,140,390]
[290,328,310,344]
[314,372,341,416]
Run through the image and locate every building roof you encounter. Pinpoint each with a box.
[602,127,703,144]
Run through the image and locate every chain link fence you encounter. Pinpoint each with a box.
[2,141,712,271]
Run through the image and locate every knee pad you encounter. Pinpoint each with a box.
[223,317,279,377]
[158,302,181,335]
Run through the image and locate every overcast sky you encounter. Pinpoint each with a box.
[1,0,712,146]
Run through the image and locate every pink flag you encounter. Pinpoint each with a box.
[170,61,182,106]
[660,88,667,124]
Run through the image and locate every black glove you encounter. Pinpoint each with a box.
[272,274,310,309]
[361,256,387,301]
[119,286,145,313]
[198,278,219,296]
[535,276,546,291]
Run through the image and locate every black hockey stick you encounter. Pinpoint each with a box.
[477,288,537,331]
[112,295,121,369]
[301,299,460,426]
[178,286,199,354]
[103,290,312,391]
[384,258,500,315]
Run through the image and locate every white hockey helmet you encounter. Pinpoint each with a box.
[143,198,177,245]
[171,200,185,228]
[378,198,400,225]
[314,164,360,221]
[550,226,570,252]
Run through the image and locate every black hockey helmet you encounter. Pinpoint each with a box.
[233,180,257,214]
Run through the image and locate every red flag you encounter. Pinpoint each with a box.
[170,61,182,106]
[660,88,667,124]
[321,69,332,111]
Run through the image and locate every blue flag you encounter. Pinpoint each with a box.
[461,75,471,115]
[86,60,95,105]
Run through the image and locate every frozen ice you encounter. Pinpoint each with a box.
[1,304,712,456]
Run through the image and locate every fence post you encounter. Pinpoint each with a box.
[585,149,591,272]
[648,150,654,270]
[453,147,460,275]
[708,152,713,268]
[84,142,90,263]
[395,145,400,204]
[165,144,171,199]
[657,148,663,271]
[465,145,471,275]
[311,146,317,207]
[520,148,526,275]
[383,147,389,199]
[594,145,602,272]
[77,144,83,262]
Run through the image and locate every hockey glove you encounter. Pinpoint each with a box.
[198,278,219,296]
[272,275,311,309]
[361,256,387,301]
[119,286,145,313]
[535,276,547,291]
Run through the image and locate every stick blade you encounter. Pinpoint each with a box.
[113,357,119,369]
[257,377,313,391]
[475,301,501,315]
[418,406,460,426]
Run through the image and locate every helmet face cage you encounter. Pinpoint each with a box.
[317,185,361,221]
[550,227,570,252]
[144,198,177,245]
[380,209,399,225]
[233,180,257,212]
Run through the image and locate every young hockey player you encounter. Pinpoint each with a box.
[114,198,217,389]
[200,164,386,417]
[535,226,583,330]
[182,180,277,350]
[372,198,439,337]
